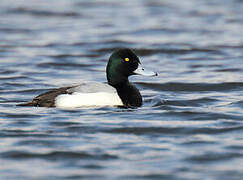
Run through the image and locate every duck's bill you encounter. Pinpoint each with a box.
[133,64,158,77]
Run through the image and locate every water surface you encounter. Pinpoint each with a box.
[1,0,243,179]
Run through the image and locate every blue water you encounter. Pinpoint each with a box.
[1,0,243,179]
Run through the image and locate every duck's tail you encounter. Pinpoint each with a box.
[16,101,36,107]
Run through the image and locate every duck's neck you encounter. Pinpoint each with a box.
[111,80,142,107]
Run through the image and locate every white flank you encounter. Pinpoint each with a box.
[55,92,123,108]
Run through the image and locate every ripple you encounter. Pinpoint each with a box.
[215,68,242,72]
[7,7,81,17]
[0,130,48,138]
[1,150,117,160]
[37,62,92,69]
[105,125,243,135]
[230,101,243,108]
[123,174,177,180]
[0,28,32,34]
[1,112,42,118]
[162,97,218,107]
[93,47,220,57]
[0,75,29,81]
[137,82,243,92]
[186,152,243,163]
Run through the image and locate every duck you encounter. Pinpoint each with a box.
[18,48,157,108]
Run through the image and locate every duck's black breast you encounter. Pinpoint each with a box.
[114,82,142,107]
[17,86,73,107]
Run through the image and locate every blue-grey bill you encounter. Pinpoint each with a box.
[133,64,158,76]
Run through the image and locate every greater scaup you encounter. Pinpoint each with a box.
[18,48,157,108]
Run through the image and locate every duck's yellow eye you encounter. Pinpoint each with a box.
[124,58,130,62]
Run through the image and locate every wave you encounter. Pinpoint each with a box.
[137,82,243,92]
[1,150,117,160]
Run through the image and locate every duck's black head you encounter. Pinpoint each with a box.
[106,48,157,107]
[106,48,140,85]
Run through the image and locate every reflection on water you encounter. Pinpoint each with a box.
[1,0,243,179]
